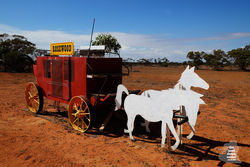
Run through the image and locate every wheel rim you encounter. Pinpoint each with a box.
[25,82,41,113]
[68,96,91,132]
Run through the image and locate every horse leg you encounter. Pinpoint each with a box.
[141,120,150,133]
[187,124,195,139]
[161,121,166,148]
[127,114,136,141]
[167,120,180,151]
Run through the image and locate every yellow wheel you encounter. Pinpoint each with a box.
[25,82,43,113]
[68,96,91,132]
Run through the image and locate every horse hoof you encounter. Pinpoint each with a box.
[124,129,129,133]
[171,146,177,151]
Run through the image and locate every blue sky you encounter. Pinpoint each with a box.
[0,0,250,61]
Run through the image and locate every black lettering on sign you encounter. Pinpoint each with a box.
[52,43,73,54]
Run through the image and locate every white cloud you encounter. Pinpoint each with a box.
[0,24,20,33]
[0,24,249,62]
[0,24,91,49]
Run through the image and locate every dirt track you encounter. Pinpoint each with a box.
[0,65,249,167]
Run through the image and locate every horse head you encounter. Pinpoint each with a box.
[179,66,209,90]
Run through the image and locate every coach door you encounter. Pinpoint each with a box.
[48,57,71,100]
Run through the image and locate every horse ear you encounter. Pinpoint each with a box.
[190,67,195,72]
[185,65,189,71]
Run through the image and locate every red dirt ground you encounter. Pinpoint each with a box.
[0,65,249,167]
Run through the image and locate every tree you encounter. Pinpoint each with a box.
[186,51,204,69]
[92,33,121,55]
[0,34,36,72]
[203,49,229,70]
[138,58,152,65]
[158,57,169,67]
[228,44,250,71]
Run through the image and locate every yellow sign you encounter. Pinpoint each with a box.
[50,42,74,55]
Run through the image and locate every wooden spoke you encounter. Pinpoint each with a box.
[28,92,32,98]
[85,116,90,122]
[33,99,39,104]
[73,118,78,124]
[79,113,90,117]
[73,104,77,110]
[80,102,83,111]
[81,118,87,130]
[82,106,88,113]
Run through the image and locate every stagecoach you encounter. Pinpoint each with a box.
[25,42,135,132]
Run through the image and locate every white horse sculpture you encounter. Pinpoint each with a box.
[115,84,205,150]
[141,66,209,139]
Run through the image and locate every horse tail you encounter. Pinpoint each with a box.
[115,84,129,111]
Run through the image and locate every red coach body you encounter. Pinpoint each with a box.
[26,56,124,132]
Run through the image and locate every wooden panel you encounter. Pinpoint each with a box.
[70,57,87,98]
[87,58,122,74]
[64,60,75,81]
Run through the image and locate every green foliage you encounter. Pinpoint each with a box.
[138,58,152,65]
[203,49,229,70]
[228,44,250,71]
[0,33,35,72]
[158,57,169,67]
[92,33,121,54]
[187,44,249,71]
[186,51,205,69]
[135,57,169,66]
[182,61,188,65]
